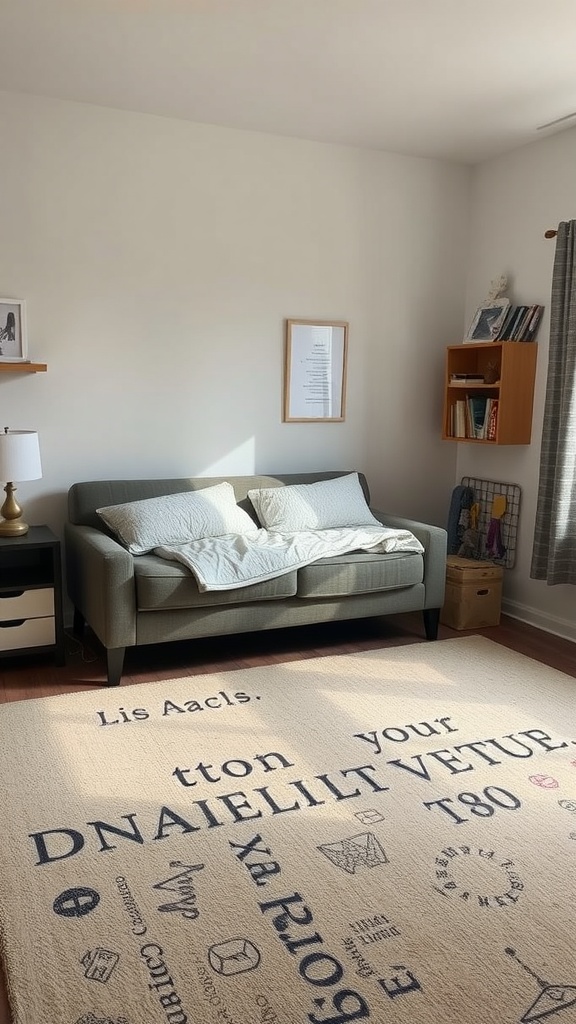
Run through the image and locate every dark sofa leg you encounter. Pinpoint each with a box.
[423,608,440,640]
[73,607,85,637]
[106,647,126,686]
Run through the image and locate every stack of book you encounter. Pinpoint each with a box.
[449,373,485,383]
[453,396,499,440]
[496,304,544,341]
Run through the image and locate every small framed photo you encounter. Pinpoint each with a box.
[465,301,509,342]
[0,299,27,361]
[463,299,508,342]
[284,319,348,422]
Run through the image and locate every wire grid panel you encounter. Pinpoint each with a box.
[460,477,521,569]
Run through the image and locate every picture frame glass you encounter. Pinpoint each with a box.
[284,320,348,422]
[0,300,27,361]
[465,301,509,342]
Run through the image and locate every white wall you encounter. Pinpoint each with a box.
[462,126,576,640]
[0,91,469,544]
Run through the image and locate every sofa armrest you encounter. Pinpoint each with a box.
[64,523,137,649]
[371,510,447,609]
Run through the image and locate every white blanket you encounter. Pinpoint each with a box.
[155,525,424,591]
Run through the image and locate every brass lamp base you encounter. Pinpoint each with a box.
[0,519,29,536]
[0,481,30,536]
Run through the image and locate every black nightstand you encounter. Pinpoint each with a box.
[0,526,65,666]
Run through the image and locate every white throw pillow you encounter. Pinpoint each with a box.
[97,482,258,554]
[248,473,380,532]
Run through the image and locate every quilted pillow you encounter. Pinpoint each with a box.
[248,473,380,532]
[97,482,258,555]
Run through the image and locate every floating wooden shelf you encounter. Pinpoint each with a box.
[0,362,47,374]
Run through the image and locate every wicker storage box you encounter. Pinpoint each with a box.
[440,556,503,630]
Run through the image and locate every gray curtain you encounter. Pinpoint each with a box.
[531,220,576,584]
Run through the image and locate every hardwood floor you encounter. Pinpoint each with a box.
[1,611,575,1023]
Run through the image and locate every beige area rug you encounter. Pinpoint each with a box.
[1,637,576,1024]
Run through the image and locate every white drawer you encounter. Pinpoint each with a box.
[0,616,55,652]
[0,588,54,622]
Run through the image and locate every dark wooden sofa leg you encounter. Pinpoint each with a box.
[73,607,85,637]
[106,647,126,686]
[423,608,440,640]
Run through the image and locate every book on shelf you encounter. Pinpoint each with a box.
[486,398,499,440]
[450,373,485,382]
[451,395,499,440]
[522,304,544,341]
[513,305,531,339]
[496,303,544,341]
[496,305,517,340]
[468,396,488,438]
[515,305,537,339]
[502,305,526,340]
[454,399,467,438]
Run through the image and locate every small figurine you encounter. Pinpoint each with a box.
[485,275,508,303]
[484,360,500,384]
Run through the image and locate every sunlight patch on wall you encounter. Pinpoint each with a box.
[200,438,256,477]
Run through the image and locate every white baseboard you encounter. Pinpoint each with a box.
[502,597,576,644]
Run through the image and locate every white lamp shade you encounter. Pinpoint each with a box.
[0,430,42,482]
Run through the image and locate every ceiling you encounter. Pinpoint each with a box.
[0,0,575,164]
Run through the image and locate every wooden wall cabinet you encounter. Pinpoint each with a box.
[442,341,537,445]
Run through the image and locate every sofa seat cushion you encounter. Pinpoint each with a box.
[135,555,298,610]
[297,551,423,599]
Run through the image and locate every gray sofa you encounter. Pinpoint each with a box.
[65,471,447,686]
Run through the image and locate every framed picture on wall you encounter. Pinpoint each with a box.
[465,301,509,342]
[283,318,348,422]
[0,299,28,362]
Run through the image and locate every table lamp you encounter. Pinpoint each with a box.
[0,428,42,536]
